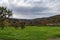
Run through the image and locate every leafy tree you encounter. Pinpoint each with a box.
[0,7,12,19]
[0,6,12,29]
[20,22,25,29]
[3,19,10,27]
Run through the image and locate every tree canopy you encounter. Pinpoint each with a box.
[0,6,13,29]
[0,6,12,20]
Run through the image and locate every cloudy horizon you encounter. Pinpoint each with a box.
[0,0,60,19]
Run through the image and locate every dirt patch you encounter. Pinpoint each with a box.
[47,38,60,40]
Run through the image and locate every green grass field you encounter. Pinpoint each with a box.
[0,26,60,40]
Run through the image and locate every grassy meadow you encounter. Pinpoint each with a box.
[0,26,60,40]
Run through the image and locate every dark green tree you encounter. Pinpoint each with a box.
[0,6,12,29]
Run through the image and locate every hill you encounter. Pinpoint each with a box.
[32,15,60,26]
[7,15,60,26]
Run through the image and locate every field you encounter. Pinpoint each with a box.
[0,26,60,40]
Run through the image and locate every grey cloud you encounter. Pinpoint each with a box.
[13,7,49,15]
[8,3,50,15]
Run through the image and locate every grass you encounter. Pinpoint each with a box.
[0,26,60,40]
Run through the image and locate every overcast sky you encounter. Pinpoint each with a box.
[0,0,60,19]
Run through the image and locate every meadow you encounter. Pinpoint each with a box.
[0,26,60,40]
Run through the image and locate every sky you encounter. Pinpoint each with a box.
[0,0,60,19]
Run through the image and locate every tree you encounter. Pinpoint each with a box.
[0,7,12,19]
[0,6,12,29]
[20,22,25,29]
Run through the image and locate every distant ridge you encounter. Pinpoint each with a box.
[8,15,60,26]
